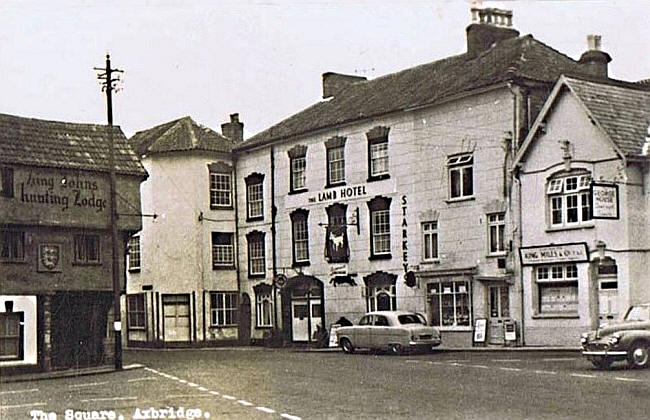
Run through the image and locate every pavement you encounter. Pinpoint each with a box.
[1,344,582,384]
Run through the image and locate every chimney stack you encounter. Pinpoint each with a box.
[221,113,244,142]
[579,34,611,79]
[322,72,367,99]
[466,8,519,57]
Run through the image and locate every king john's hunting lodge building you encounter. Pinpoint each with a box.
[3,7,650,373]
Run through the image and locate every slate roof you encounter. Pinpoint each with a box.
[0,113,146,176]
[564,77,650,156]
[129,116,234,157]
[238,35,596,151]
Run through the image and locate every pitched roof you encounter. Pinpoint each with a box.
[0,113,146,176]
[237,35,594,151]
[129,116,234,156]
[563,77,650,156]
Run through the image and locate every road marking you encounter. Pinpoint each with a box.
[144,367,158,373]
[187,382,198,387]
[209,391,220,396]
[615,377,644,383]
[69,381,109,388]
[81,397,138,402]
[257,407,276,414]
[238,400,253,406]
[178,379,188,384]
[1,402,46,409]
[534,370,557,375]
[542,358,576,362]
[0,388,38,395]
[570,373,596,379]
[500,367,522,372]
[281,414,302,420]
[164,394,214,399]
[222,395,236,400]
[493,359,521,362]
[169,376,179,380]
[198,386,208,391]
[127,377,158,382]
[468,365,490,369]
[405,360,420,363]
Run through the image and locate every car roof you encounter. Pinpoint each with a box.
[363,311,420,317]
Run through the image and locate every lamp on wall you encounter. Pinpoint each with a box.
[595,240,606,263]
[560,139,572,171]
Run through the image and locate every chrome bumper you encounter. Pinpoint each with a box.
[582,350,627,356]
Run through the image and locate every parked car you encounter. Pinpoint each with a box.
[336,310,441,355]
[581,303,650,369]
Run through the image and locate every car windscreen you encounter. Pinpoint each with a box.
[625,306,650,321]
[397,314,425,325]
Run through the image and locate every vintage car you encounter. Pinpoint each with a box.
[336,310,441,355]
[581,303,650,369]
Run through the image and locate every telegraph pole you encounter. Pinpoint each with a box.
[94,54,124,370]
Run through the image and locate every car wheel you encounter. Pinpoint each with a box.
[340,338,355,354]
[627,341,650,369]
[388,343,403,355]
[590,357,613,370]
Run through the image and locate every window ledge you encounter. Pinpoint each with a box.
[445,196,475,204]
[292,261,310,268]
[367,174,390,183]
[545,223,594,233]
[288,188,308,195]
[247,216,264,223]
[532,313,579,319]
[420,259,441,265]
[369,253,392,261]
[213,266,236,271]
[327,258,350,264]
[248,273,266,279]
[486,253,507,258]
[325,181,346,189]
[255,326,274,330]
[210,205,234,211]
[128,268,141,273]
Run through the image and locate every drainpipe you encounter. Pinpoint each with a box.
[270,146,279,334]
[233,157,242,339]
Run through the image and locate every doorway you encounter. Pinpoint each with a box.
[488,285,510,345]
[162,294,191,342]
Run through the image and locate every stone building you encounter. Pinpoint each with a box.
[124,115,243,347]
[0,113,146,373]
[513,75,650,346]
[233,8,607,347]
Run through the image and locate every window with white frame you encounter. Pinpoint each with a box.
[422,221,438,261]
[0,312,23,360]
[536,264,579,314]
[74,233,100,264]
[1,230,25,261]
[128,236,140,271]
[364,272,397,312]
[211,232,234,269]
[210,292,238,326]
[487,213,505,255]
[428,280,471,328]
[209,171,232,208]
[325,136,346,186]
[254,284,274,328]
[368,197,391,258]
[247,231,266,277]
[288,145,308,193]
[127,294,146,329]
[245,173,264,220]
[547,173,592,228]
[290,209,309,265]
[366,126,390,180]
[447,154,473,199]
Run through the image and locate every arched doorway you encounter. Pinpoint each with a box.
[281,275,324,343]
[364,271,397,312]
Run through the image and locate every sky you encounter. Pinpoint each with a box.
[1,0,649,139]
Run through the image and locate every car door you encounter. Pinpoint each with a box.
[355,315,373,348]
[371,314,392,349]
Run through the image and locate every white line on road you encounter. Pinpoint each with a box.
[198,387,208,391]
[615,377,644,382]
[178,379,188,384]
[222,395,236,400]
[257,407,276,414]
[187,382,198,387]
[500,367,522,372]
[81,397,138,403]
[69,381,109,388]
[209,391,220,396]
[1,402,46,409]
[281,414,302,420]
[0,388,38,395]
[570,373,596,379]
[163,394,213,399]
[534,370,558,375]
[468,365,490,369]
[238,400,253,406]
[127,377,158,382]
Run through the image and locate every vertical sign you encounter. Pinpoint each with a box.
[591,182,619,219]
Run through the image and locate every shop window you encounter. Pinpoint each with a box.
[422,221,438,261]
[447,153,473,199]
[487,213,506,255]
[0,312,23,361]
[547,173,592,228]
[210,292,238,326]
[368,197,391,259]
[127,294,146,329]
[364,272,397,312]
[254,284,274,328]
[211,232,234,269]
[536,264,579,314]
[245,173,265,221]
[0,167,14,198]
[366,126,390,181]
[427,280,471,328]
[288,145,307,193]
[128,236,140,271]
[325,204,349,263]
[74,234,100,264]
[290,209,310,266]
[246,231,266,278]
[208,162,232,209]
[325,136,346,187]
[1,230,25,262]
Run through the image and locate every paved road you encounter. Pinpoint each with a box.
[2,348,650,420]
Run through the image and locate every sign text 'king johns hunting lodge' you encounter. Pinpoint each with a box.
[19,170,107,212]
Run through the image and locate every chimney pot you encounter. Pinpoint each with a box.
[322,72,367,99]
[579,34,611,78]
[221,113,244,142]
[587,34,602,51]
[466,8,519,56]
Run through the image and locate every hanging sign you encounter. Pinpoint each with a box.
[591,182,619,219]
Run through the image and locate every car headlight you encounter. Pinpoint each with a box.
[609,332,622,345]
